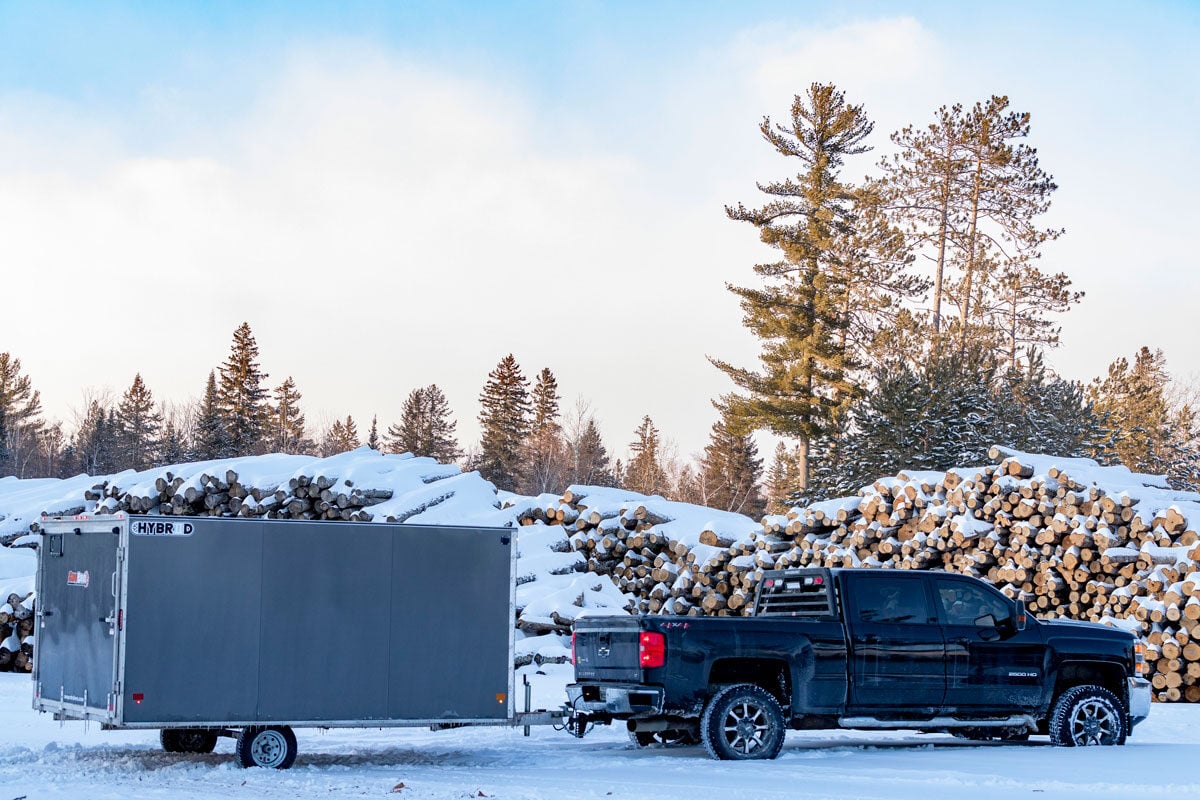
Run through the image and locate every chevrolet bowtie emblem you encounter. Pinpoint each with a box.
[597,646,611,658]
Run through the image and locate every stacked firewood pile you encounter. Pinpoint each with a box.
[81,469,395,522]
[0,592,34,673]
[518,449,1200,703]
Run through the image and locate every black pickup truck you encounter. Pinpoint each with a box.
[567,568,1151,760]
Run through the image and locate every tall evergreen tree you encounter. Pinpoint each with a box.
[568,417,615,487]
[385,384,463,463]
[73,400,119,475]
[624,415,668,496]
[115,373,162,470]
[0,353,45,477]
[268,376,309,454]
[367,415,380,451]
[192,371,229,460]
[217,322,270,456]
[1089,348,1199,488]
[321,415,360,456]
[699,410,765,517]
[476,355,532,491]
[158,416,188,466]
[520,368,568,494]
[764,442,805,513]
[881,96,1070,358]
[711,84,881,491]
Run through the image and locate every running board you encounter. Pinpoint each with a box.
[839,715,1035,730]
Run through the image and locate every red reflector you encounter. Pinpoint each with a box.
[133,693,144,704]
[570,631,577,665]
[814,576,824,584]
[639,631,665,669]
[118,610,123,630]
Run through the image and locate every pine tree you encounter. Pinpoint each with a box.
[159,416,187,466]
[73,400,119,475]
[520,368,568,494]
[568,417,615,487]
[881,96,1069,358]
[115,373,163,470]
[624,415,667,495]
[764,442,805,513]
[268,376,309,454]
[385,384,463,463]
[699,410,764,517]
[476,355,532,491]
[711,84,880,491]
[321,415,360,456]
[217,322,270,456]
[192,371,229,460]
[1089,347,1198,488]
[0,353,45,478]
[367,415,380,451]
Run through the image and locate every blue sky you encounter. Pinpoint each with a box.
[1,1,1197,457]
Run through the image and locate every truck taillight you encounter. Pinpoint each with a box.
[571,632,577,665]
[1134,642,1146,676]
[639,631,665,669]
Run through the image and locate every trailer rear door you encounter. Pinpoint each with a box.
[34,518,122,723]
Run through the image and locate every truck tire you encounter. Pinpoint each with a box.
[236,725,298,769]
[161,728,218,754]
[1048,685,1127,747]
[700,683,786,761]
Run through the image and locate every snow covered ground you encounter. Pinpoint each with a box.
[0,669,1196,800]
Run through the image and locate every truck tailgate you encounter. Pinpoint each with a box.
[573,617,642,682]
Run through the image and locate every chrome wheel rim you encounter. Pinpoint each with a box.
[250,729,288,767]
[1069,699,1119,745]
[723,701,769,755]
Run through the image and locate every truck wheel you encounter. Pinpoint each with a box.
[1048,685,1127,747]
[700,684,786,761]
[236,725,298,769]
[161,728,218,754]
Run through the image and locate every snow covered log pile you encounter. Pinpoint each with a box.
[517,447,1200,703]
[0,592,34,673]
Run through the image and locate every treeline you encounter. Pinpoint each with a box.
[0,332,765,517]
[713,84,1200,506]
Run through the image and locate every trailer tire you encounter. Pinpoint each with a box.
[700,683,786,760]
[161,728,218,754]
[236,725,298,769]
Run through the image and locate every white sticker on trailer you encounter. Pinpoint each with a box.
[131,520,195,536]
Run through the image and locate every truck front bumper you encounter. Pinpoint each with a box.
[566,683,665,719]
[1128,677,1151,728]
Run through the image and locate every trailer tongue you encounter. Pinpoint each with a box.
[34,514,563,767]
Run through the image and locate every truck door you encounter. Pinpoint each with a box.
[34,522,121,723]
[933,575,1045,711]
[844,573,945,712]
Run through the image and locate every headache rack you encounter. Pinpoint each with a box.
[753,569,837,617]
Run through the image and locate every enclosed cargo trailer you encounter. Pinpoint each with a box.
[33,514,553,767]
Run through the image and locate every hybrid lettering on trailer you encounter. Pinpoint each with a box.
[130,521,195,536]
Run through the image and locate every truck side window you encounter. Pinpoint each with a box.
[856,578,929,624]
[937,580,1010,626]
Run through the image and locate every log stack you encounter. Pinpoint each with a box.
[0,592,35,673]
[517,449,1200,703]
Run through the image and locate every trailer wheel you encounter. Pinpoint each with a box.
[700,683,786,761]
[161,728,218,754]
[236,725,298,769]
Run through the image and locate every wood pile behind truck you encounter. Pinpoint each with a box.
[518,448,1200,703]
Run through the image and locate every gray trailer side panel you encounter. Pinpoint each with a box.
[121,521,264,724]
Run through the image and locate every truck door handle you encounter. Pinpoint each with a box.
[862,635,880,644]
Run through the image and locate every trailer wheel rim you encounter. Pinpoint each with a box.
[722,701,768,755]
[250,729,289,768]
[1068,698,1119,745]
